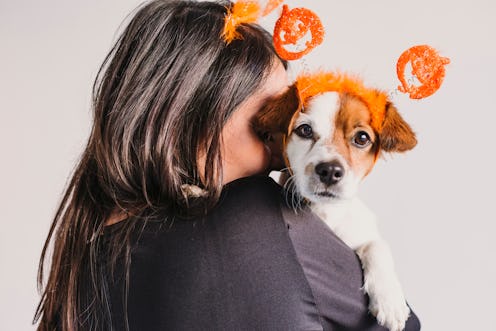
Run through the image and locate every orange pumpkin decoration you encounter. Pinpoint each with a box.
[397,45,450,99]
[273,5,325,61]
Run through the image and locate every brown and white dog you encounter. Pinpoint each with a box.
[254,72,417,331]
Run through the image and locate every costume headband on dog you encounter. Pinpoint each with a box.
[277,72,391,172]
[296,72,389,133]
[222,0,325,61]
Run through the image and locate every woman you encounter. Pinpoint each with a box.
[35,1,420,330]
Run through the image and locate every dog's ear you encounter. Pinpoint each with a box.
[379,102,417,152]
[254,84,301,136]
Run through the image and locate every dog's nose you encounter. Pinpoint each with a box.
[315,162,344,186]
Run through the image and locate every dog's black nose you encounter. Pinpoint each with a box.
[315,162,344,186]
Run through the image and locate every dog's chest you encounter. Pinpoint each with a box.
[309,198,380,250]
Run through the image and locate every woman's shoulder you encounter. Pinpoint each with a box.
[221,175,283,198]
[106,175,323,330]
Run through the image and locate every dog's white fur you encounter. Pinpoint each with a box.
[285,92,410,331]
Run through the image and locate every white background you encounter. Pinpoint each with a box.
[1,0,495,330]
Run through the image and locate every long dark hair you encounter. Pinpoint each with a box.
[34,1,284,329]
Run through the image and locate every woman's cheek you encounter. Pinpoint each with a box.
[255,130,273,173]
[248,133,271,175]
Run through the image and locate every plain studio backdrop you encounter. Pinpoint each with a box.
[1,0,495,330]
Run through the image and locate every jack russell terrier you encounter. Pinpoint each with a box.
[254,71,417,331]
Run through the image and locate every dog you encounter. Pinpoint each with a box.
[254,71,417,331]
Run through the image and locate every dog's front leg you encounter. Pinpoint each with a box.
[312,199,410,330]
[356,239,410,331]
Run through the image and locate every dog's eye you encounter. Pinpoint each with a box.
[294,124,313,139]
[352,131,371,148]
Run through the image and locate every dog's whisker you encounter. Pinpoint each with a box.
[292,184,301,209]
[283,175,296,210]
[282,175,303,213]
[283,176,295,210]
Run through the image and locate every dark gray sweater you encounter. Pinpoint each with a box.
[104,176,420,330]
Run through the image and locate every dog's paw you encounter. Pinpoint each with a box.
[365,277,410,331]
[369,295,410,331]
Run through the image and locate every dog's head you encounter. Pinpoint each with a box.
[254,72,417,203]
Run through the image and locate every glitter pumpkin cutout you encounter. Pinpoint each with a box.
[397,45,450,99]
[273,5,325,61]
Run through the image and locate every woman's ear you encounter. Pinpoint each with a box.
[253,84,301,136]
[379,102,417,152]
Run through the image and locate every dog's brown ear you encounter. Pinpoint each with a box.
[254,84,301,136]
[379,102,417,152]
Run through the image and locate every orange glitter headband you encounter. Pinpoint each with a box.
[222,0,325,61]
[296,72,389,133]
[222,1,261,43]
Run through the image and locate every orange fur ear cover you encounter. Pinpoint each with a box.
[253,76,417,156]
[296,72,388,133]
